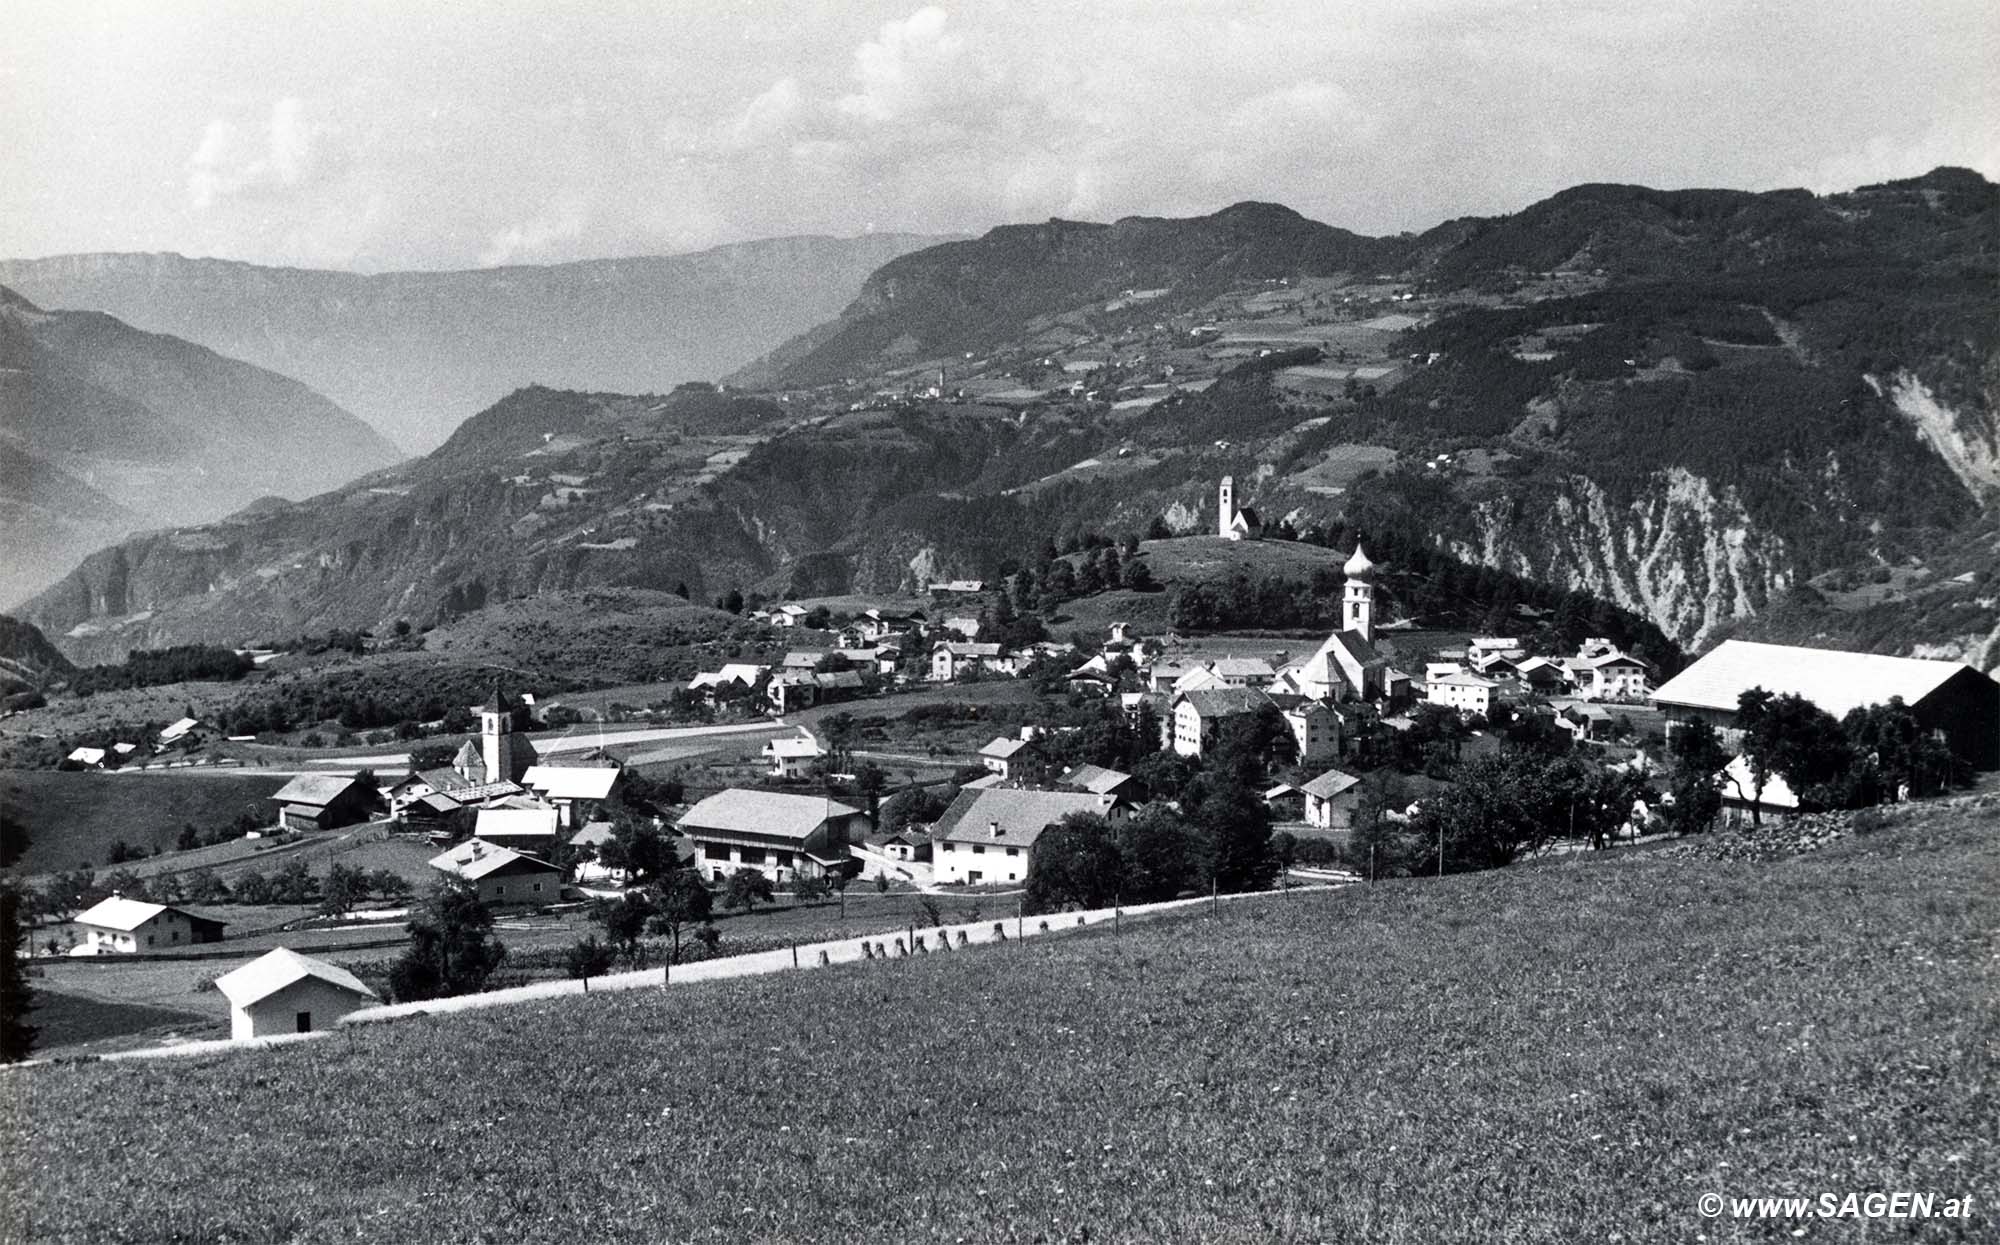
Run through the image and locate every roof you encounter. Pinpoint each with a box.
[766,736,826,759]
[933,787,1112,849]
[1058,763,1132,796]
[1300,768,1362,800]
[1432,671,1497,689]
[1718,754,1801,810]
[1321,629,1387,670]
[66,747,106,764]
[935,641,1003,657]
[1343,543,1376,577]
[570,820,617,847]
[521,765,621,801]
[1211,657,1276,679]
[677,789,863,842]
[1652,640,1979,720]
[75,896,224,933]
[1579,650,1648,670]
[979,736,1034,759]
[429,839,559,882]
[214,948,377,1008]
[1177,687,1274,718]
[158,717,201,742]
[270,773,366,807]
[473,807,561,839]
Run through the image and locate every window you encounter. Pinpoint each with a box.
[973,844,985,855]
[146,934,155,946]
[775,851,794,867]
[741,846,767,864]
[532,882,543,893]
[495,884,506,897]
[1006,848,1019,857]
[296,1011,313,1034]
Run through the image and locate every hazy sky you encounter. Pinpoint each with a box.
[4,0,1995,271]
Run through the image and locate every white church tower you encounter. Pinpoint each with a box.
[1217,476,1236,539]
[1342,543,1376,643]
[480,687,517,784]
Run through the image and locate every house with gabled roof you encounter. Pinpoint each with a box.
[1427,669,1497,718]
[73,896,227,954]
[214,948,379,1039]
[268,774,379,832]
[676,789,866,882]
[977,733,1046,781]
[1170,687,1277,757]
[931,641,1005,682]
[428,839,564,907]
[931,787,1121,885]
[1056,763,1138,804]
[520,763,622,828]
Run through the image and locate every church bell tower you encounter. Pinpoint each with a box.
[1342,543,1376,643]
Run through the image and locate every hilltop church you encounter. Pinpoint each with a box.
[1217,476,1262,541]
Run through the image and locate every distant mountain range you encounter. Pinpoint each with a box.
[15,170,1999,668]
[0,233,950,454]
[0,284,400,607]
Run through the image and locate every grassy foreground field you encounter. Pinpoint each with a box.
[5,807,1995,1242]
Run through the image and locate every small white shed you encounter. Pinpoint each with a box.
[213,948,379,1040]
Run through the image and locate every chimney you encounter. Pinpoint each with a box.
[989,820,1002,838]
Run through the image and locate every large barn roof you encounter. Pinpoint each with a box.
[1653,640,1975,720]
[677,789,863,842]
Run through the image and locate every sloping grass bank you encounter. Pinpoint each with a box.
[4,808,1994,1243]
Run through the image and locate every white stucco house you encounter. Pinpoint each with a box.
[213,947,379,1039]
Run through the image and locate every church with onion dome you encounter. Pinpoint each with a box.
[1271,543,1390,702]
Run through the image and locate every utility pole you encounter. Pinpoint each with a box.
[1437,821,1444,879]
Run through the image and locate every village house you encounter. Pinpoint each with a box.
[471,804,562,848]
[1170,687,1277,757]
[519,763,622,829]
[941,616,983,641]
[770,604,811,628]
[864,828,932,863]
[1426,670,1498,718]
[1296,767,1363,828]
[1056,763,1139,805]
[63,746,109,770]
[686,663,767,705]
[157,717,206,750]
[268,774,380,832]
[72,896,227,954]
[385,767,524,824]
[978,731,1046,781]
[931,640,1005,682]
[677,789,866,883]
[428,839,565,907]
[931,787,1122,885]
[1653,640,2000,770]
[213,947,379,1039]
[1571,649,1651,701]
[1172,664,1232,696]
[767,672,820,713]
[763,731,827,778]
[1281,699,1343,762]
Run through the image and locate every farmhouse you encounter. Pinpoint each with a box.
[932,787,1120,885]
[1056,763,1138,804]
[1652,640,2000,770]
[1297,767,1362,828]
[268,774,379,831]
[213,948,379,1039]
[427,840,564,907]
[1571,649,1651,701]
[157,717,205,749]
[676,789,866,883]
[72,896,227,954]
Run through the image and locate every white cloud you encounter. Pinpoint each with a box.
[186,97,341,209]
[479,201,590,268]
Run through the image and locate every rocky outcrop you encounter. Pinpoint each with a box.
[1452,469,1792,647]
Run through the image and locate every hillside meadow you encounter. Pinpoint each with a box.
[4,805,1994,1243]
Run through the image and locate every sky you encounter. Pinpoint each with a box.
[3,0,1995,272]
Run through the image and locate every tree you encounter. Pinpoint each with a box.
[1843,698,1957,801]
[184,868,231,905]
[0,882,35,1062]
[320,863,368,917]
[722,868,776,913]
[1113,806,1206,902]
[589,893,658,965]
[566,936,615,980]
[1024,813,1123,913]
[648,869,714,963]
[388,880,507,1001]
[1737,689,1853,821]
[1194,782,1279,894]
[599,821,679,887]
[1145,515,1172,541]
[233,869,273,905]
[369,868,412,902]
[175,823,200,852]
[793,874,834,904]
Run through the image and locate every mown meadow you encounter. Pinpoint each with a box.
[4,806,1994,1243]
